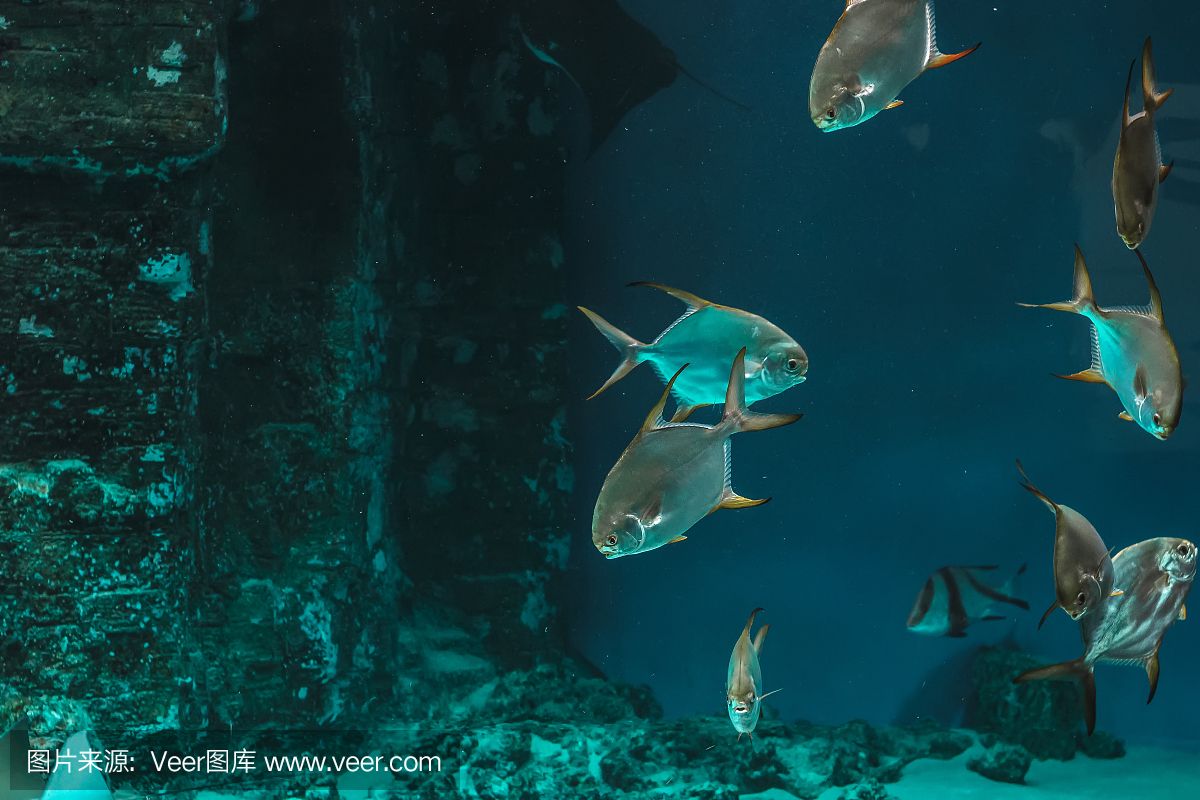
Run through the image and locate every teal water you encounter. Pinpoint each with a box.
[565,0,1200,751]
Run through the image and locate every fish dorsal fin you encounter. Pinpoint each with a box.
[1133,363,1149,401]
[628,281,712,312]
[845,0,868,8]
[1122,59,1135,128]
[753,623,769,654]
[1134,249,1165,323]
[723,439,732,491]
[1015,460,1059,515]
[670,403,709,423]
[742,608,764,640]
[642,364,688,433]
[1090,319,1103,373]
[653,308,701,346]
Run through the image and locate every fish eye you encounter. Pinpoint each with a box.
[825,108,836,120]
[606,534,618,546]
[1177,543,1191,557]
[1075,591,1087,607]
[786,358,800,372]
[1153,413,1162,426]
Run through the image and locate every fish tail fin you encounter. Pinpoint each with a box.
[720,347,803,435]
[577,306,645,399]
[1141,37,1173,113]
[1016,244,1097,316]
[1014,659,1097,735]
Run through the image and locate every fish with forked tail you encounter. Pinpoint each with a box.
[1113,38,1174,249]
[809,0,979,132]
[591,348,801,560]
[1016,460,1116,627]
[906,565,1028,638]
[1015,537,1196,735]
[579,283,808,421]
[1019,245,1183,440]
[727,608,779,739]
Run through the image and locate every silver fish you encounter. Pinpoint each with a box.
[1019,246,1183,440]
[808,0,978,132]
[906,565,1028,638]
[727,607,778,739]
[1015,537,1196,734]
[591,349,801,559]
[1016,461,1115,626]
[1113,38,1174,249]
[579,283,807,421]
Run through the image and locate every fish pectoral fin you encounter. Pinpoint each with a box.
[1118,411,1134,422]
[884,99,904,110]
[758,688,783,701]
[1180,604,1187,621]
[670,403,710,423]
[925,42,981,70]
[1133,363,1149,401]
[713,493,770,512]
[1054,368,1106,384]
[1036,600,1058,630]
[668,535,687,545]
[1110,589,1126,597]
[1160,161,1174,183]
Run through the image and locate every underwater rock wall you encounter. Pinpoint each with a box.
[0,0,224,739]
[0,0,572,765]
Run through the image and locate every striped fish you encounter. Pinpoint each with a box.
[906,565,1029,638]
[1015,537,1196,735]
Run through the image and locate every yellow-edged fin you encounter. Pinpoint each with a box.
[670,403,709,423]
[669,535,687,545]
[1111,589,1126,597]
[926,43,981,70]
[1146,647,1161,704]
[714,493,770,512]
[1180,604,1187,621]
[642,364,689,434]
[884,99,904,110]
[1160,162,1174,183]
[627,281,712,311]
[1118,411,1134,422]
[1056,368,1106,384]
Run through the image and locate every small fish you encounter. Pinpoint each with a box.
[1019,245,1183,440]
[591,348,801,559]
[1015,537,1196,734]
[1016,461,1116,627]
[579,283,808,420]
[808,0,979,132]
[906,565,1028,638]
[1112,38,1174,249]
[727,608,779,739]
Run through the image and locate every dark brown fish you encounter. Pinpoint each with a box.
[1016,461,1115,626]
[1014,536,1196,734]
[1112,38,1173,249]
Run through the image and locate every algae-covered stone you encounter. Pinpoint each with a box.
[967,742,1033,784]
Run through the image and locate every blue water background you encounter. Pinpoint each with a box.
[562,0,1200,748]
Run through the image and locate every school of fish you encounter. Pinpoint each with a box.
[571,1,1189,742]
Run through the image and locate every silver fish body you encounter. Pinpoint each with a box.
[809,0,978,132]
[1112,38,1173,249]
[906,565,1028,637]
[1020,246,1183,439]
[579,283,807,414]
[1016,537,1196,734]
[727,608,771,738]
[591,350,801,559]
